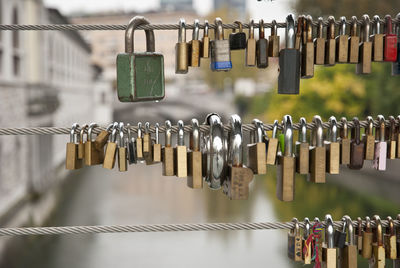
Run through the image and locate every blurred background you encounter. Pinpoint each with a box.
[0,0,399,267]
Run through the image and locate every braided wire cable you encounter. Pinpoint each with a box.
[0,119,395,135]
[0,220,398,237]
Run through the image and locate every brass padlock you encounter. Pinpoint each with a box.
[117,123,128,172]
[94,123,114,151]
[66,123,83,170]
[363,116,375,160]
[322,214,337,268]
[309,115,326,183]
[143,122,154,165]
[325,116,340,174]
[245,20,256,67]
[189,19,201,67]
[294,15,304,50]
[136,122,144,162]
[174,120,187,178]
[371,215,385,268]
[339,215,358,268]
[355,217,363,253]
[247,119,267,175]
[362,216,373,258]
[223,115,254,200]
[268,20,280,57]
[276,115,295,202]
[204,113,226,189]
[384,216,397,259]
[175,18,189,74]
[371,15,384,62]
[201,20,210,58]
[356,15,372,74]
[117,16,164,102]
[266,120,279,165]
[314,17,326,65]
[85,123,105,166]
[336,16,349,63]
[103,125,118,170]
[78,124,88,160]
[295,117,309,174]
[288,218,303,262]
[302,218,312,264]
[187,119,203,189]
[162,120,174,176]
[348,16,360,63]
[301,15,314,78]
[340,117,351,165]
[153,123,161,163]
[387,116,397,159]
[348,117,365,170]
[325,16,336,66]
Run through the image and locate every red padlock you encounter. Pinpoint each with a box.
[384,15,397,62]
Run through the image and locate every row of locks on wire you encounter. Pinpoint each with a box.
[66,113,399,202]
[116,13,400,102]
[287,214,400,267]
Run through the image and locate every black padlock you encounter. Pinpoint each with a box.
[256,19,268,68]
[229,21,246,50]
[334,217,347,249]
[278,14,300,94]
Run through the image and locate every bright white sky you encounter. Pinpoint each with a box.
[43,0,294,23]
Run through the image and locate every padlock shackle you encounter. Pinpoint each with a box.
[312,115,323,147]
[177,120,185,146]
[233,21,243,33]
[365,116,374,135]
[79,124,88,143]
[328,116,338,142]
[110,123,118,143]
[386,216,395,236]
[137,122,143,138]
[372,215,383,246]
[165,120,172,147]
[299,117,307,143]
[384,15,393,35]
[285,14,295,49]
[249,19,255,39]
[70,123,79,143]
[290,218,300,236]
[365,216,372,232]
[317,17,324,38]
[228,114,243,167]
[376,115,385,142]
[361,14,370,42]
[204,20,209,37]
[155,123,159,144]
[252,119,264,143]
[259,19,265,39]
[351,117,361,144]
[126,123,132,141]
[118,122,125,147]
[304,217,311,238]
[272,120,278,139]
[350,16,358,37]
[190,119,200,151]
[356,217,363,236]
[339,16,346,36]
[192,19,200,40]
[343,215,354,245]
[178,18,186,43]
[88,123,98,141]
[373,15,382,35]
[340,117,348,139]
[125,16,155,54]
[271,20,277,36]
[283,115,293,156]
[306,16,313,42]
[145,122,150,134]
[327,16,335,40]
[214,17,224,40]
[325,214,335,248]
[295,15,304,41]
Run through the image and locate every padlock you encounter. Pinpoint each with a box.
[204,113,226,189]
[387,115,397,159]
[94,123,114,151]
[278,13,300,95]
[356,15,372,74]
[371,215,385,268]
[85,123,104,166]
[103,125,118,170]
[126,123,137,165]
[117,123,127,172]
[340,215,358,268]
[384,15,398,62]
[210,17,232,71]
[78,124,88,160]
[363,116,375,160]
[245,20,256,67]
[247,119,267,175]
[117,16,164,102]
[288,218,303,262]
[355,217,363,253]
[256,19,268,68]
[189,19,201,67]
[348,16,360,63]
[302,218,312,264]
[162,120,174,176]
[336,16,349,63]
[266,120,279,165]
[174,120,187,178]
[294,15,304,50]
[325,116,340,174]
[223,115,253,200]
[309,115,326,183]
[373,115,387,171]
[348,117,365,170]
[301,15,314,78]
[393,13,400,75]
[362,216,373,259]
[229,21,246,50]
[187,119,203,189]
[334,216,348,249]
[143,122,153,165]
[202,20,210,58]
[153,123,161,163]
[276,115,295,202]
[325,16,336,66]
[66,123,83,170]
[268,20,280,57]
[175,18,189,74]
[322,214,336,268]
[340,117,351,165]
[295,117,309,174]
[371,15,384,62]
[314,17,326,65]
[384,216,397,259]
[136,122,144,161]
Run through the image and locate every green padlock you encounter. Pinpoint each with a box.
[117,16,165,102]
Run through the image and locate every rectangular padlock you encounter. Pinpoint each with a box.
[162,121,175,176]
[348,17,360,63]
[189,20,201,67]
[256,19,268,69]
[371,16,384,62]
[336,17,349,63]
[325,16,336,66]
[314,17,326,65]
[301,16,314,78]
[174,120,187,178]
[268,20,280,57]
[210,18,232,71]
[384,15,398,62]
[245,20,256,67]
[356,15,372,74]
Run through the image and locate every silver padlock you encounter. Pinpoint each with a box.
[210,17,232,71]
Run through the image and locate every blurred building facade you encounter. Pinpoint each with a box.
[214,0,246,19]
[160,0,193,11]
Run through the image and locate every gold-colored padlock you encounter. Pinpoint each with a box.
[336,16,349,63]
[85,123,105,166]
[245,20,256,67]
[103,125,118,170]
[325,116,340,174]
[371,215,385,268]
[247,119,267,175]
[66,123,83,170]
[314,17,326,65]
[310,115,326,183]
[187,119,203,189]
[266,120,279,165]
[189,19,201,67]
[162,120,175,176]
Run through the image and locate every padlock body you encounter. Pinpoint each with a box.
[78,142,85,160]
[175,42,189,74]
[310,147,326,183]
[117,53,165,102]
[276,156,295,202]
[127,140,137,164]
[384,34,397,62]
[189,40,201,67]
[384,234,397,259]
[348,142,364,170]
[373,141,387,170]
[278,49,300,94]
[372,245,385,268]
[341,245,357,268]
[226,166,253,200]
[247,142,267,174]
[388,140,396,159]
[334,230,347,249]
[295,142,309,174]
[371,34,384,62]
[245,38,256,66]
[362,231,373,258]
[348,36,360,63]
[94,130,110,150]
[336,35,349,63]
[118,147,127,172]
[288,233,303,261]
[326,142,340,174]
[268,35,280,57]
[153,143,162,163]
[66,143,82,170]
[314,37,326,64]
[356,42,372,74]
[202,36,210,58]
[364,135,375,160]
[322,247,337,268]
[103,142,117,170]
[301,42,314,78]
[256,39,268,68]
[174,145,187,178]
[187,151,203,189]
[302,238,312,264]
[162,147,174,176]
[340,138,351,165]
[325,39,336,66]
[85,141,104,166]
[266,138,278,165]
[136,137,144,160]
[210,40,232,71]
[229,32,247,50]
